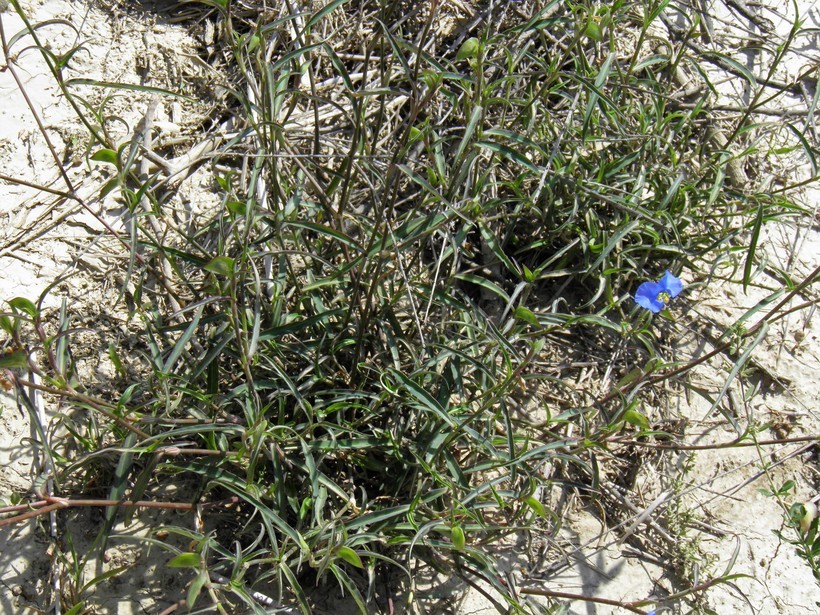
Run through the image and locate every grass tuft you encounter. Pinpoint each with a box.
[0,0,817,612]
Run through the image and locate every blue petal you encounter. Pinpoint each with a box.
[659,271,683,298]
[635,281,664,313]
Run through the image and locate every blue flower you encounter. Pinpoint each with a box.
[635,271,683,313]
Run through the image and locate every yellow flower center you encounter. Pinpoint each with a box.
[657,291,671,305]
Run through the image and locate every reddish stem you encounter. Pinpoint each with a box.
[0,496,239,528]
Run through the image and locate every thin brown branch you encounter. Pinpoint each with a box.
[0,496,239,528]
[610,434,819,451]
[15,376,150,439]
[518,587,648,614]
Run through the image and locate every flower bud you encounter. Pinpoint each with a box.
[799,501,816,534]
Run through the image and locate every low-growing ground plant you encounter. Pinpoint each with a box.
[0,0,817,613]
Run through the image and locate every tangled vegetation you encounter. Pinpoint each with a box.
[1,0,817,613]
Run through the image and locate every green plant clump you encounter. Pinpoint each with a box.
[0,0,817,612]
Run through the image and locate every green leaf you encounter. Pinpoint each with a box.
[616,367,645,389]
[701,51,757,86]
[514,306,539,326]
[743,201,764,292]
[305,0,351,31]
[455,104,483,164]
[99,177,120,199]
[483,129,548,157]
[408,125,424,144]
[524,496,548,520]
[203,256,235,276]
[104,432,138,543]
[456,37,480,61]
[215,173,232,191]
[280,564,311,614]
[479,221,517,275]
[588,220,640,272]
[785,123,818,175]
[633,54,670,72]
[79,565,131,594]
[336,545,363,568]
[166,552,201,568]
[476,141,540,174]
[330,563,367,612]
[67,79,193,100]
[108,342,126,378]
[454,273,510,303]
[582,51,617,132]
[451,525,466,551]
[706,323,769,434]
[284,221,363,252]
[298,497,312,522]
[187,570,208,608]
[226,200,247,216]
[90,148,119,166]
[584,20,603,41]
[163,304,204,374]
[623,409,650,431]
[246,33,261,53]
[709,152,729,205]
[7,18,78,51]
[8,297,37,318]
[658,307,674,320]
[388,368,456,428]
[258,308,345,340]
